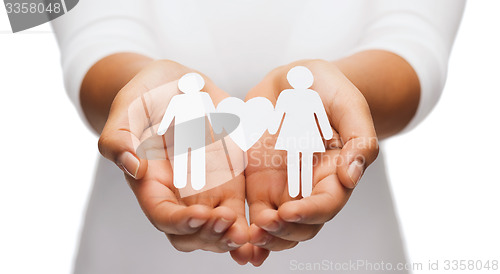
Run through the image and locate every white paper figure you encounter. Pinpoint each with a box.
[157,73,216,190]
[269,66,334,198]
[215,97,274,151]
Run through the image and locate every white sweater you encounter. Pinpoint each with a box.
[53,0,465,133]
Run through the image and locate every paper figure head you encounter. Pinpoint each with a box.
[287,66,314,89]
[178,72,205,94]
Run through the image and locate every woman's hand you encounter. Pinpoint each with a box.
[244,60,379,265]
[97,60,252,262]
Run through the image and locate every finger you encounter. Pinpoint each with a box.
[278,174,351,224]
[153,202,212,235]
[249,224,298,251]
[211,173,249,248]
[130,167,212,235]
[230,243,254,265]
[166,206,241,253]
[250,245,271,267]
[224,215,251,249]
[248,198,277,222]
[197,206,237,242]
[254,208,323,242]
[167,231,231,253]
[166,234,202,253]
[245,72,280,101]
[161,205,233,253]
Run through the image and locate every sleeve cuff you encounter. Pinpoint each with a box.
[350,38,447,134]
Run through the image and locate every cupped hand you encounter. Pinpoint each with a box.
[244,60,379,265]
[97,60,252,263]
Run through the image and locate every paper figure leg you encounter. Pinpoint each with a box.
[190,148,206,191]
[301,152,314,197]
[287,152,300,198]
[174,152,188,189]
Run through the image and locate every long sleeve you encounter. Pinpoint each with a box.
[50,0,162,127]
[352,0,466,132]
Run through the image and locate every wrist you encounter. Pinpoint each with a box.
[333,50,420,138]
[81,53,154,133]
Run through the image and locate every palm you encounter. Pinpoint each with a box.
[245,96,350,253]
[246,135,344,213]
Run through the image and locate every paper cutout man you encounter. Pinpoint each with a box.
[157,73,216,190]
[269,66,334,198]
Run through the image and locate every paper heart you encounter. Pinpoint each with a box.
[215,97,274,151]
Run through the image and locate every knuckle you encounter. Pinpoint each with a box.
[149,218,164,233]
[147,203,173,234]
[270,64,288,76]
[301,234,315,242]
[171,242,194,253]
[305,59,331,72]
[147,59,175,71]
[137,204,158,230]
[282,241,299,250]
[308,59,328,67]
[205,244,228,253]
[168,236,196,253]
[145,209,164,233]
[301,226,322,241]
[367,137,380,160]
[301,233,315,242]
[97,134,111,158]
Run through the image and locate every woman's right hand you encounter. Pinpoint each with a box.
[97,60,254,263]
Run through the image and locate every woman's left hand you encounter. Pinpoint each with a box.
[244,60,379,266]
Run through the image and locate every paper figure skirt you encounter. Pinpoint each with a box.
[274,112,326,153]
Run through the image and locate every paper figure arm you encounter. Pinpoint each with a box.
[268,91,287,135]
[157,96,178,135]
[201,92,216,125]
[313,92,334,140]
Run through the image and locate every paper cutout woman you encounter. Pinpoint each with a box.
[269,66,334,198]
[157,73,216,191]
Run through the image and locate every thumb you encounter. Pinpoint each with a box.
[98,105,149,180]
[336,136,379,189]
[320,72,379,189]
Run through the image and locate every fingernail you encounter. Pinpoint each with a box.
[348,160,364,188]
[117,152,140,179]
[287,215,301,222]
[254,236,270,246]
[262,221,280,232]
[188,218,206,229]
[227,241,242,248]
[213,218,231,233]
